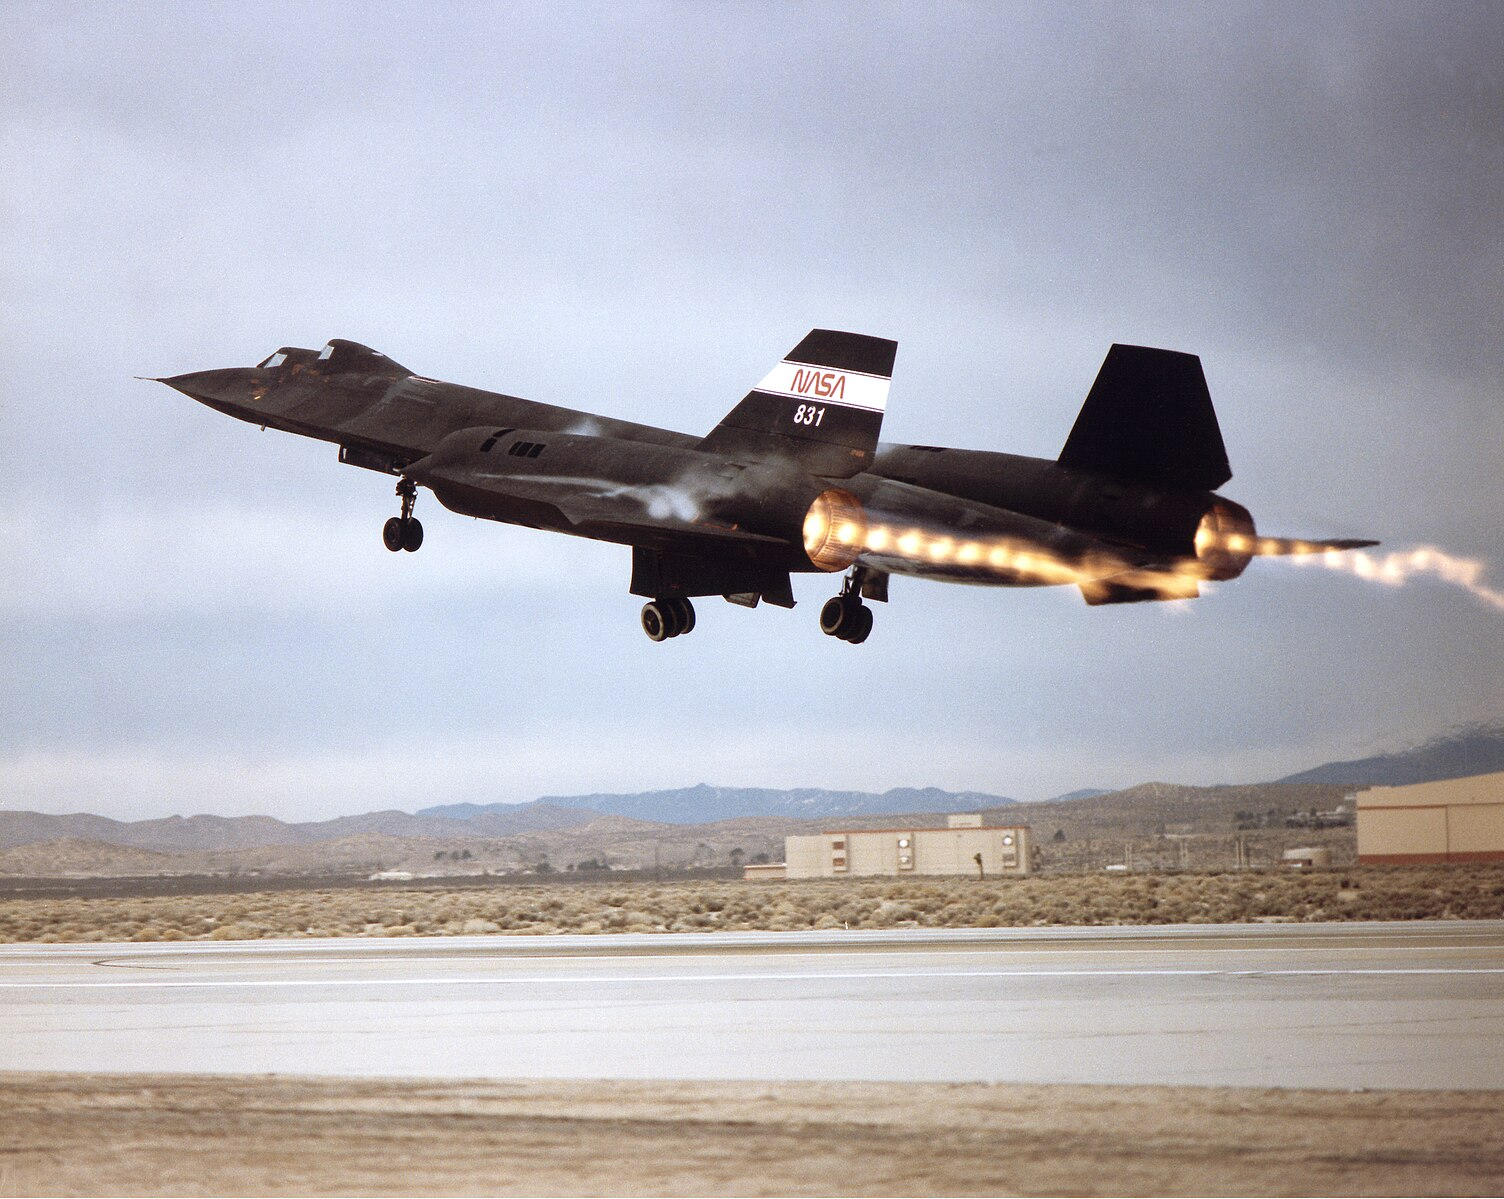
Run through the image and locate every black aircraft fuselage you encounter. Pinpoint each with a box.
[157,333,1373,642]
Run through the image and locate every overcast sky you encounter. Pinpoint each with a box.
[3,1,1501,821]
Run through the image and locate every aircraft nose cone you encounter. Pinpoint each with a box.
[157,367,260,408]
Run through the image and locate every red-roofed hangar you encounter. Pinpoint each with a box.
[1357,772,1504,864]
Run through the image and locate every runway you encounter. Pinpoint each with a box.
[2,921,1501,1089]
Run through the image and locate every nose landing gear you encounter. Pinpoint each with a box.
[641,598,696,642]
[383,478,424,552]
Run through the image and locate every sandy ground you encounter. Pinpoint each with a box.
[1,1073,1501,1197]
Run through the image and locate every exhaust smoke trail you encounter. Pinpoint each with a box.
[1195,526,1504,613]
[1284,545,1504,613]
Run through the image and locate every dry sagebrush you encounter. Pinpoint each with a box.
[3,866,1503,944]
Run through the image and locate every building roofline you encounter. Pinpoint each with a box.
[808,825,1031,836]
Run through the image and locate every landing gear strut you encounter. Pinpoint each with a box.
[820,569,874,644]
[641,598,696,642]
[383,478,423,552]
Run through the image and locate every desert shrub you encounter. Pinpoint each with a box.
[5,864,1503,942]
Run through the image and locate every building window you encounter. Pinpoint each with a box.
[897,835,914,870]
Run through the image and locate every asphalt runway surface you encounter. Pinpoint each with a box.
[2,921,1501,1090]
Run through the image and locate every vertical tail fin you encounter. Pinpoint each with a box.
[697,329,897,477]
[1058,344,1232,491]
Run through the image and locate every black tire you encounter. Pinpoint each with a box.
[641,601,674,642]
[819,596,852,637]
[383,517,405,552]
[402,518,424,552]
[670,598,696,635]
[844,604,874,644]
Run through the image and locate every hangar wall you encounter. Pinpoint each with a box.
[1357,771,1504,864]
[784,817,1031,878]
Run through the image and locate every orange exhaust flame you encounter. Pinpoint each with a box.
[802,489,868,572]
[856,517,1497,612]
[857,521,1155,590]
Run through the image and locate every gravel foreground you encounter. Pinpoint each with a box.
[2,1073,1501,1197]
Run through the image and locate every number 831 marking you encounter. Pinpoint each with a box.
[793,404,826,427]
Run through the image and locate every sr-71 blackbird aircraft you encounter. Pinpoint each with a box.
[155,331,1374,643]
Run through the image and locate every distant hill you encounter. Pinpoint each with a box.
[7,724,1498,877]
[0,787,1009,859]
[420,784,1014,826]
[0,783,1361,879]
[0,837,184,877]
[0,809,503,853]
[1047,788,1110,804]
[1275,724,1504,786]
[389,802,596,837]
[0,814,803,878]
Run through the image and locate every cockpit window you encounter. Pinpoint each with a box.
[258,347,319,370]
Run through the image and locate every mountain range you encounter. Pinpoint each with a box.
[0,787,1007,855]
[419,784,1014,827]
[1,724,1496,859]
[1274,723,1504,786]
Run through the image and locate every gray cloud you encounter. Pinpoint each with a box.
[3,1,1500,819]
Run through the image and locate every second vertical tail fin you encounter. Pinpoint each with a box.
[1058,344,1232,491]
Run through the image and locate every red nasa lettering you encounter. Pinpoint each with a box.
[790,368,846,400]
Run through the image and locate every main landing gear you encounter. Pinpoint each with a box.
[821,569,875,644]
[383,478,423,553]
[641,598,696,642]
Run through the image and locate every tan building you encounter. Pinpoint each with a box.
[1357,771,1504,864]
[780,813,1031,879]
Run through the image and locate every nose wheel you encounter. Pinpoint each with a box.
[641,598,696,641]
[383,478,424,552]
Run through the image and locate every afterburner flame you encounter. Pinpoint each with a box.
[841,505,1488,612]
[854,514,1440,606]
[802,489,867,572]
[855,519,1123,589]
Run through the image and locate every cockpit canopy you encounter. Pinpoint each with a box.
[257,340,410,378]
[257,347,320,370]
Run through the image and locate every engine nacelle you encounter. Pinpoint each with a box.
[871,445,1259,573]
[801,489,868,572]
[1193,497,1258,581]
